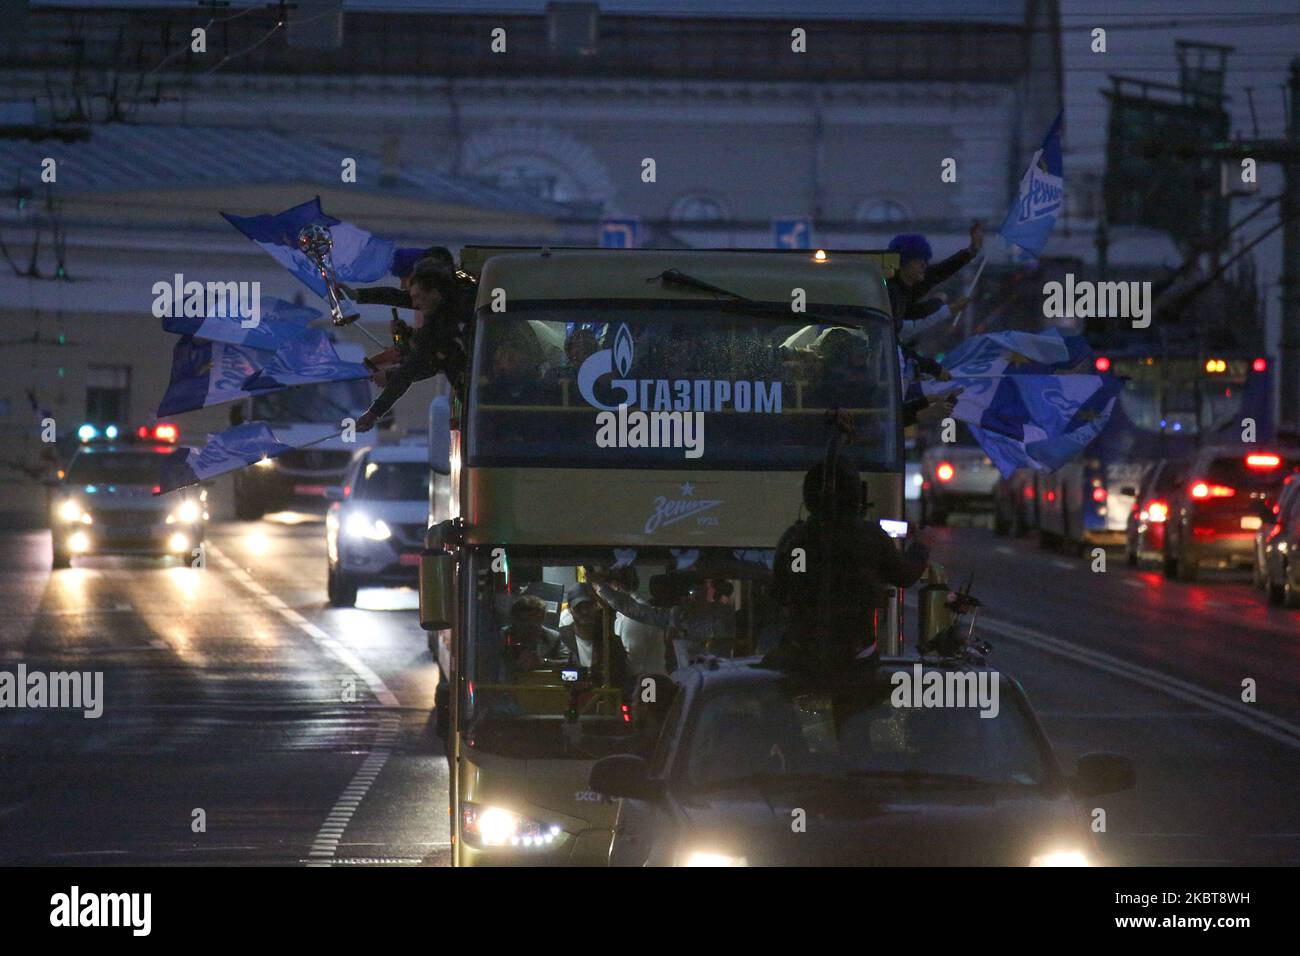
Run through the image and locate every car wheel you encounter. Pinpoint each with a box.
[1267,566,1285,605]
[1175,543,1199,582]
[1284,566,1300,609]
[1126,545,1138,567]
[993,505,1010,537]
[327,566,358,607]
[1162,548,1178,579]
[1251,556,1265,590]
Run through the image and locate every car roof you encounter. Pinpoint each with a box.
[360,444,428,463]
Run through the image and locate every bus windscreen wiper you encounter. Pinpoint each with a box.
[648,268,751,301]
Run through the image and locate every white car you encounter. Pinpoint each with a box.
[920,442,999,526]
[325,439,430,607]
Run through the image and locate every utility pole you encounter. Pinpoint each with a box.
[1211,58,1300,432]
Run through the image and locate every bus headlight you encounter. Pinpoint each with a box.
[462,803,563,850]
[68,530,91,553]
[1030,849,1091,867]
[58,499,85,523]
[173,500,201,524]
[681,850,748,867]
[345,513,391,541]
[168,532,191,553]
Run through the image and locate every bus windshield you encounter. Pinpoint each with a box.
[464,546,784,760]
[467,304,899,472]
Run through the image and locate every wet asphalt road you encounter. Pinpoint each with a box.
[1,513,1298,866]
[0,517,448,866]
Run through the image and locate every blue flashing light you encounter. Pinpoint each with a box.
[77,424,97,442]
[104,424,119,440]
[1173,423,1182,432]
[85,485,98,494]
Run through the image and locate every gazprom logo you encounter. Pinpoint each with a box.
[577,322,782,415]
[614,323,634,377]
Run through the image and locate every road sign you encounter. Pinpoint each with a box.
[599,217,639,249]
[772,216,812,250]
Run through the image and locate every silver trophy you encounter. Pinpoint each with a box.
[297,223,354,326]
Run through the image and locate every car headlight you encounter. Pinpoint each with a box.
[681,851,749,867]
[175,500,201,524]
[1030,849,1092,867]
[254,456,276,468]
[461,803,564,850]
[344,513,391,541]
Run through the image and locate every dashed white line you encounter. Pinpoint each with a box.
[208,542,401,867]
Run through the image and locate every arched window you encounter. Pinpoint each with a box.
[856,198,912,225]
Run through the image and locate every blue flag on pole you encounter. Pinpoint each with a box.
[921,329,1120,477]
[157,422,295,495]
[242,329,371,391]
[220,197,396,297]
[162,296,321,351]
[999,111,1064,259]
[156,336,280,416]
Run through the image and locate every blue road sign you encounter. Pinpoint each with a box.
[599,217,640,249]
[772,216,812,250]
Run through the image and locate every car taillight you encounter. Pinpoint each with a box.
[1094,356,1111,373]
[1147,501,1168,523]
[936,462,955,482]
[1023,485,1034,500]
[1190,482,1235,499]
[1091,486,1107,502]
[1245,454,1281,470]
[1253,357,1267,372]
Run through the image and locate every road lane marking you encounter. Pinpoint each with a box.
[207,542,402,867]
[994,546,1015,555]
[1050,560,1076,571]
[978,613,1300,751]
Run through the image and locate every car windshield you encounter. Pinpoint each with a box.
[683,674,1050,790]
[467,304,899,471]
[464,547,783,760]
[354,460,429,501]
[251,379,371,424]
[66,450,167,486]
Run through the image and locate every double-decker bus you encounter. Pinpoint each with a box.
[418,246,914,865]
[1030,348,1274,552]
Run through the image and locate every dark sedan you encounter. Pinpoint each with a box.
[591,656,1134,866]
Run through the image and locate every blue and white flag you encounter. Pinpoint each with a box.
[157,422,295,495]
[221,197,396,297]
[921,329,1119,477]
[933,373,1121,478]
[157,336,281,417]
[999,111,1064,259]
[936,327,1090,378]
[162,296,321,352]
[242,329,370,391]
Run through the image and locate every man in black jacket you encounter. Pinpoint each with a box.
[355,259,475,431]
[769,458,930,666]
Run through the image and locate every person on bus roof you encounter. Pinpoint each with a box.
[886,221,983,354]
[768,457,930,667]
[356,259,475,431]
